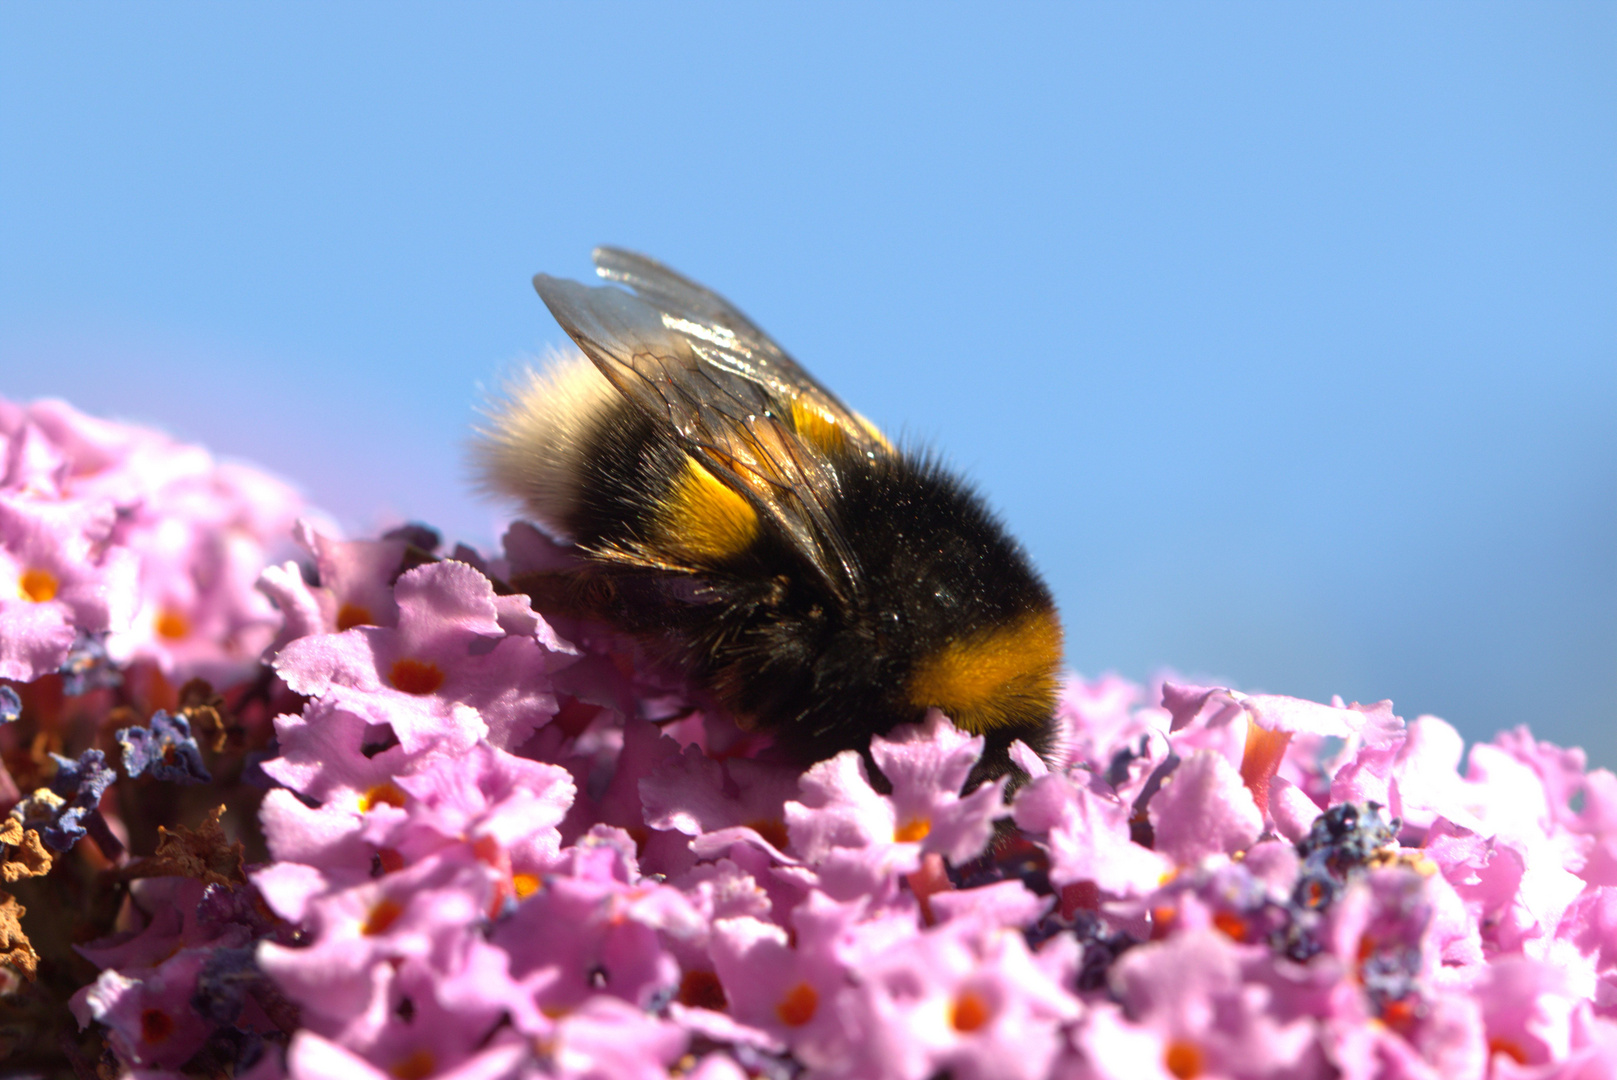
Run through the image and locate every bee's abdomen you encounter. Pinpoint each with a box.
[904,608,1062,735]
[832,454,1064,748]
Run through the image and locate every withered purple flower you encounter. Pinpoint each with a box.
[118,709,212,785]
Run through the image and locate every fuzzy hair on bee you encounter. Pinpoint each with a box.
[474,247,1064,788]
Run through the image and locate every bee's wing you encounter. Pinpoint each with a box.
[533,251,887,598]
[589,247,890,457]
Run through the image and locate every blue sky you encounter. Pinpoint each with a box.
[3,5,1613,762]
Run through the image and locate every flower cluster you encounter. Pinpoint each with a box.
[5,397,1617,1079]
[1,397,303,690]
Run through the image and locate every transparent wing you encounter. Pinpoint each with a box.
[533,250,890,597]
[590,246,890,458]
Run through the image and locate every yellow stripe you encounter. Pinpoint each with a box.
[791,398,848,455]
[906,610,1063,733]
[657,455,760,563]
[790,398,892,456]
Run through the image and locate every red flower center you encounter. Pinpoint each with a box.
[775,981,818,1027]
[390,658,444,695]
[1212,910,1249,942]
[678,970,728,1011]
[140,1008,174,1044]
[745,818,790,851]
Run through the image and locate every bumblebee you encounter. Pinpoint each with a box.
[475,248,1063,785]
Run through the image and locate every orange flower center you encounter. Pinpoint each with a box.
[775,981,819,1027]
[894,816,931,843]
[389,1050,437,1080]
[512,872,541,899]
[359,782,408,812]
[336,603,375,631]
[18,567,58,603]
[390,658,445,695]
[950,989,992,1032]
[1489,1038,1528,1065]
[363,897,405,936]
[1212,910,1249,942]
[1381,997,1418,1031]
[1164,1039,1205,1079]
[155,608,190,640]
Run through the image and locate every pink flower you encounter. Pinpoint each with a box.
[707,907,852,1067]
[1012,766,1169,898]
[71,950,217,1070]
[0,406,71,498]
[1,396,305,683]
[837,916,1082,1080]
[290,521,412,633]
[783,713,1008,899]
[871,712,1012,865]
[540,996,689,1080]
[256,856,494,1035]
[0,496,136,681]
[372,742,576,905]
[1052,675,1166,788]
[273,560,562,754]
[76,878,248,972]
[1105,929,1326,1079]
[256,698,441,882]
[490,827,701,1016]
[1148,749,1264,867]
[285,1029,531,1080]
[640,743,800,851]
